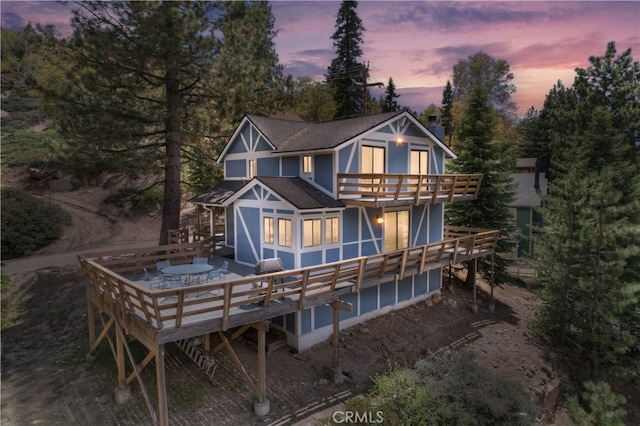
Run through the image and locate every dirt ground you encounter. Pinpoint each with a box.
[0,176,636,425]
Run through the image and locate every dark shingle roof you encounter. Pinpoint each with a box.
[247,112,401,153]
[256,177,344,210]
[188,180,246,205]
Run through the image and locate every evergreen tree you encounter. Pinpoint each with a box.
[440,80,454,146]
[291,77,336,123]
[35,1,286,243]
[534,42,640,379]
[382,77,400,112]
[445,87,517,286]
[326,0,365,119]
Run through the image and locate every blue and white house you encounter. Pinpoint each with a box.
[190,111,481,350]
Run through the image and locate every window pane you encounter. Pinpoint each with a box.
[398,210,409,249]
[264,217,274,244]
[303,156,312,174]
[383,210,409,251]
[249,160,256,178]
[384,211,398,252]
[278,218,292,247]
[303,218,321,247]
[326,217,339,244]
[411,150,428,174]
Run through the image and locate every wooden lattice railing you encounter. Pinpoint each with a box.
[80,227,499,340]
[336,173,483,206]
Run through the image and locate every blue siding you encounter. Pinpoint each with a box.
[380,281,396,307]
[339,144,357,173]
[388,142,408,173]
[282,156,299,176]
[255,137,272,152]
[314,154,334,192]
[314,304,332,329]
[326,247,340,263]
[429,204,443,242]
[257,157,279,176]
[228,126,250,154]
[339,293,358,321]
[343,208,359,243]
[343,243,359,259]
[226,207,235,246]
[414,273,428,296]
[226,159,246,178]
[301,251,323,267]
[412,205,428,245]
[262,247,274,259]
[361,241,377,256]
[398,276,413,302]
[236,207,259,265]
[429,269,441,292]
[360,286,378,314]
[277,251,295,270]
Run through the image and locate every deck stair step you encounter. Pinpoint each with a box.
[175,338,217,382]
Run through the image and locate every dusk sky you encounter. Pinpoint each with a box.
[2,1,639,116]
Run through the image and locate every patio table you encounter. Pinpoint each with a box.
[160,264,213,286]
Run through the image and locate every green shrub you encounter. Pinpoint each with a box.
[1,187,71,259]
[0,129,58,169]
[335,352,539,426]
[568,381,627,426]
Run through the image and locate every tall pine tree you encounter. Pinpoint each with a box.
[326,0,365,119]
[445,86,516,286]
[37,1,286,243]
[534,42,640,379]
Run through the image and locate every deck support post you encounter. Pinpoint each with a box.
[254,321,270,416]
[489,254,495,313]
[330,300,352,384]
[156,344,168,426]
[114,323,131,404]
[471,258,478,313]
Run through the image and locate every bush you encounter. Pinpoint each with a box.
[335,352,539,426]
[568,381,627,426]
[1,187,71,259]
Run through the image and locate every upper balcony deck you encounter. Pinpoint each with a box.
[336,173,482,207]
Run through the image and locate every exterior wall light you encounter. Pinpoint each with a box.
[375,214,384,225]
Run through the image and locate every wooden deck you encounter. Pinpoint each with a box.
[79,226,499,425]
[336,173,483,207]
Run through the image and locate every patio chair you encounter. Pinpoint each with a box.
[143,267,165,289]
[207,260,229,282]
[156,260,181,287]
[192,257,209,265]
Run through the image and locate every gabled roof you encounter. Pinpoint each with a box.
[218,110,456,163]
[256,177,345,210]
[247,112,401,153]
[188,180,246,205]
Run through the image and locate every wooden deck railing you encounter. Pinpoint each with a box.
[80,227,499,343]
[336,173,483,207]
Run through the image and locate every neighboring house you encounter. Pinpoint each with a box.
[509,158,547,258]
[190,111,483,351]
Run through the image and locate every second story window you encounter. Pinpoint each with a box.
[302,155,312,174]
[362,146,385,192]
[410,150,429,175]
[249,159,256,178]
